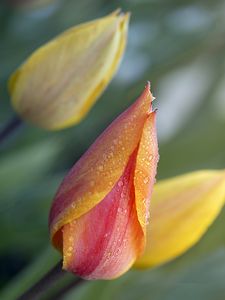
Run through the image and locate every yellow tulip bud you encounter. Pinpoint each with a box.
[135,170,225,268]
[9,10,130,130]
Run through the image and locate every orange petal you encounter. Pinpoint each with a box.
[134,111,159,234]
[63,149,144,279]
[49,83,153,248]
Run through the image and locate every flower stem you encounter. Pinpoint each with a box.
[49,278,84,300]
[0,116,23,145]
[16,260,85,300]
[17,260,64,300]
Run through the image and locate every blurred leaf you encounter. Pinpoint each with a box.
[0,139,60,205]
[0,247,60,300]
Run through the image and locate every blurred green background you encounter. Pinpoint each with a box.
[1,0,225,299]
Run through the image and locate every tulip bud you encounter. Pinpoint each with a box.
[49,83,159,279]
[135,170,225,268]
[8,10,130,130]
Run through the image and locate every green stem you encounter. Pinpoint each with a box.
[17,261,64,300]
[14,260,85,300]
[48,278,84,300]
[0,116,23,145]
[0,248,60,300]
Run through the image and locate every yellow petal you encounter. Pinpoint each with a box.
[9,10,130,130]
[135,170,225,268]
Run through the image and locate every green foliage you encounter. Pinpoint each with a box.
[0,0,225,299]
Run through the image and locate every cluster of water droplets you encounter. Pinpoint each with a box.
[65,220,77,259]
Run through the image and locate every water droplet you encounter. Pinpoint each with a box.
[107,252,112,259]
[115,249,121,256]
[118,181,123,187]
[144,177,149,184]
[98,165,103,171]
[149,155,153,161]
[90,180,95,187]
[109,152,114,157]
[118,207,123,213]
[71,203,76,208]
[68,246,73,251]
[69,236,73,242]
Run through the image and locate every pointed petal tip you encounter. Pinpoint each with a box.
[111,8,122,16]
[145,81,156,102]
[122,11,131,21]
[110,8,130,21]
[139,81,156,113]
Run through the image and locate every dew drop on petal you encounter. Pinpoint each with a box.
[118,207,123,213]
[90,180,95,187]
[98,165,104,171]
[144,177,149,184]
[118,180,123,187]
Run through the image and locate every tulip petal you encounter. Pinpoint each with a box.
[50,83,153,248]
[135,170,225,268]
[9,10,130,130]
[63,149,144,279]
[134,111,159,233]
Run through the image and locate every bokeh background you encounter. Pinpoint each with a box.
[1,0,225,299]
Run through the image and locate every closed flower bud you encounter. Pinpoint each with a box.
[135,170,225,268]
[49,83,159,279]
[9,10,130,130]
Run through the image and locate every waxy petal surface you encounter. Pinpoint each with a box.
[50,84,154,248]
[135,170,225,268]
[63,150,144,279]
[134,111,159,233]
[9,10,129,130]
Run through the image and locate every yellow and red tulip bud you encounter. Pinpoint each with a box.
[49,83,159,279]
[135,170,225,268]
[8,10,130,130]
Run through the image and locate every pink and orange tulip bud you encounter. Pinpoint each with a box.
[49,83,159,279]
